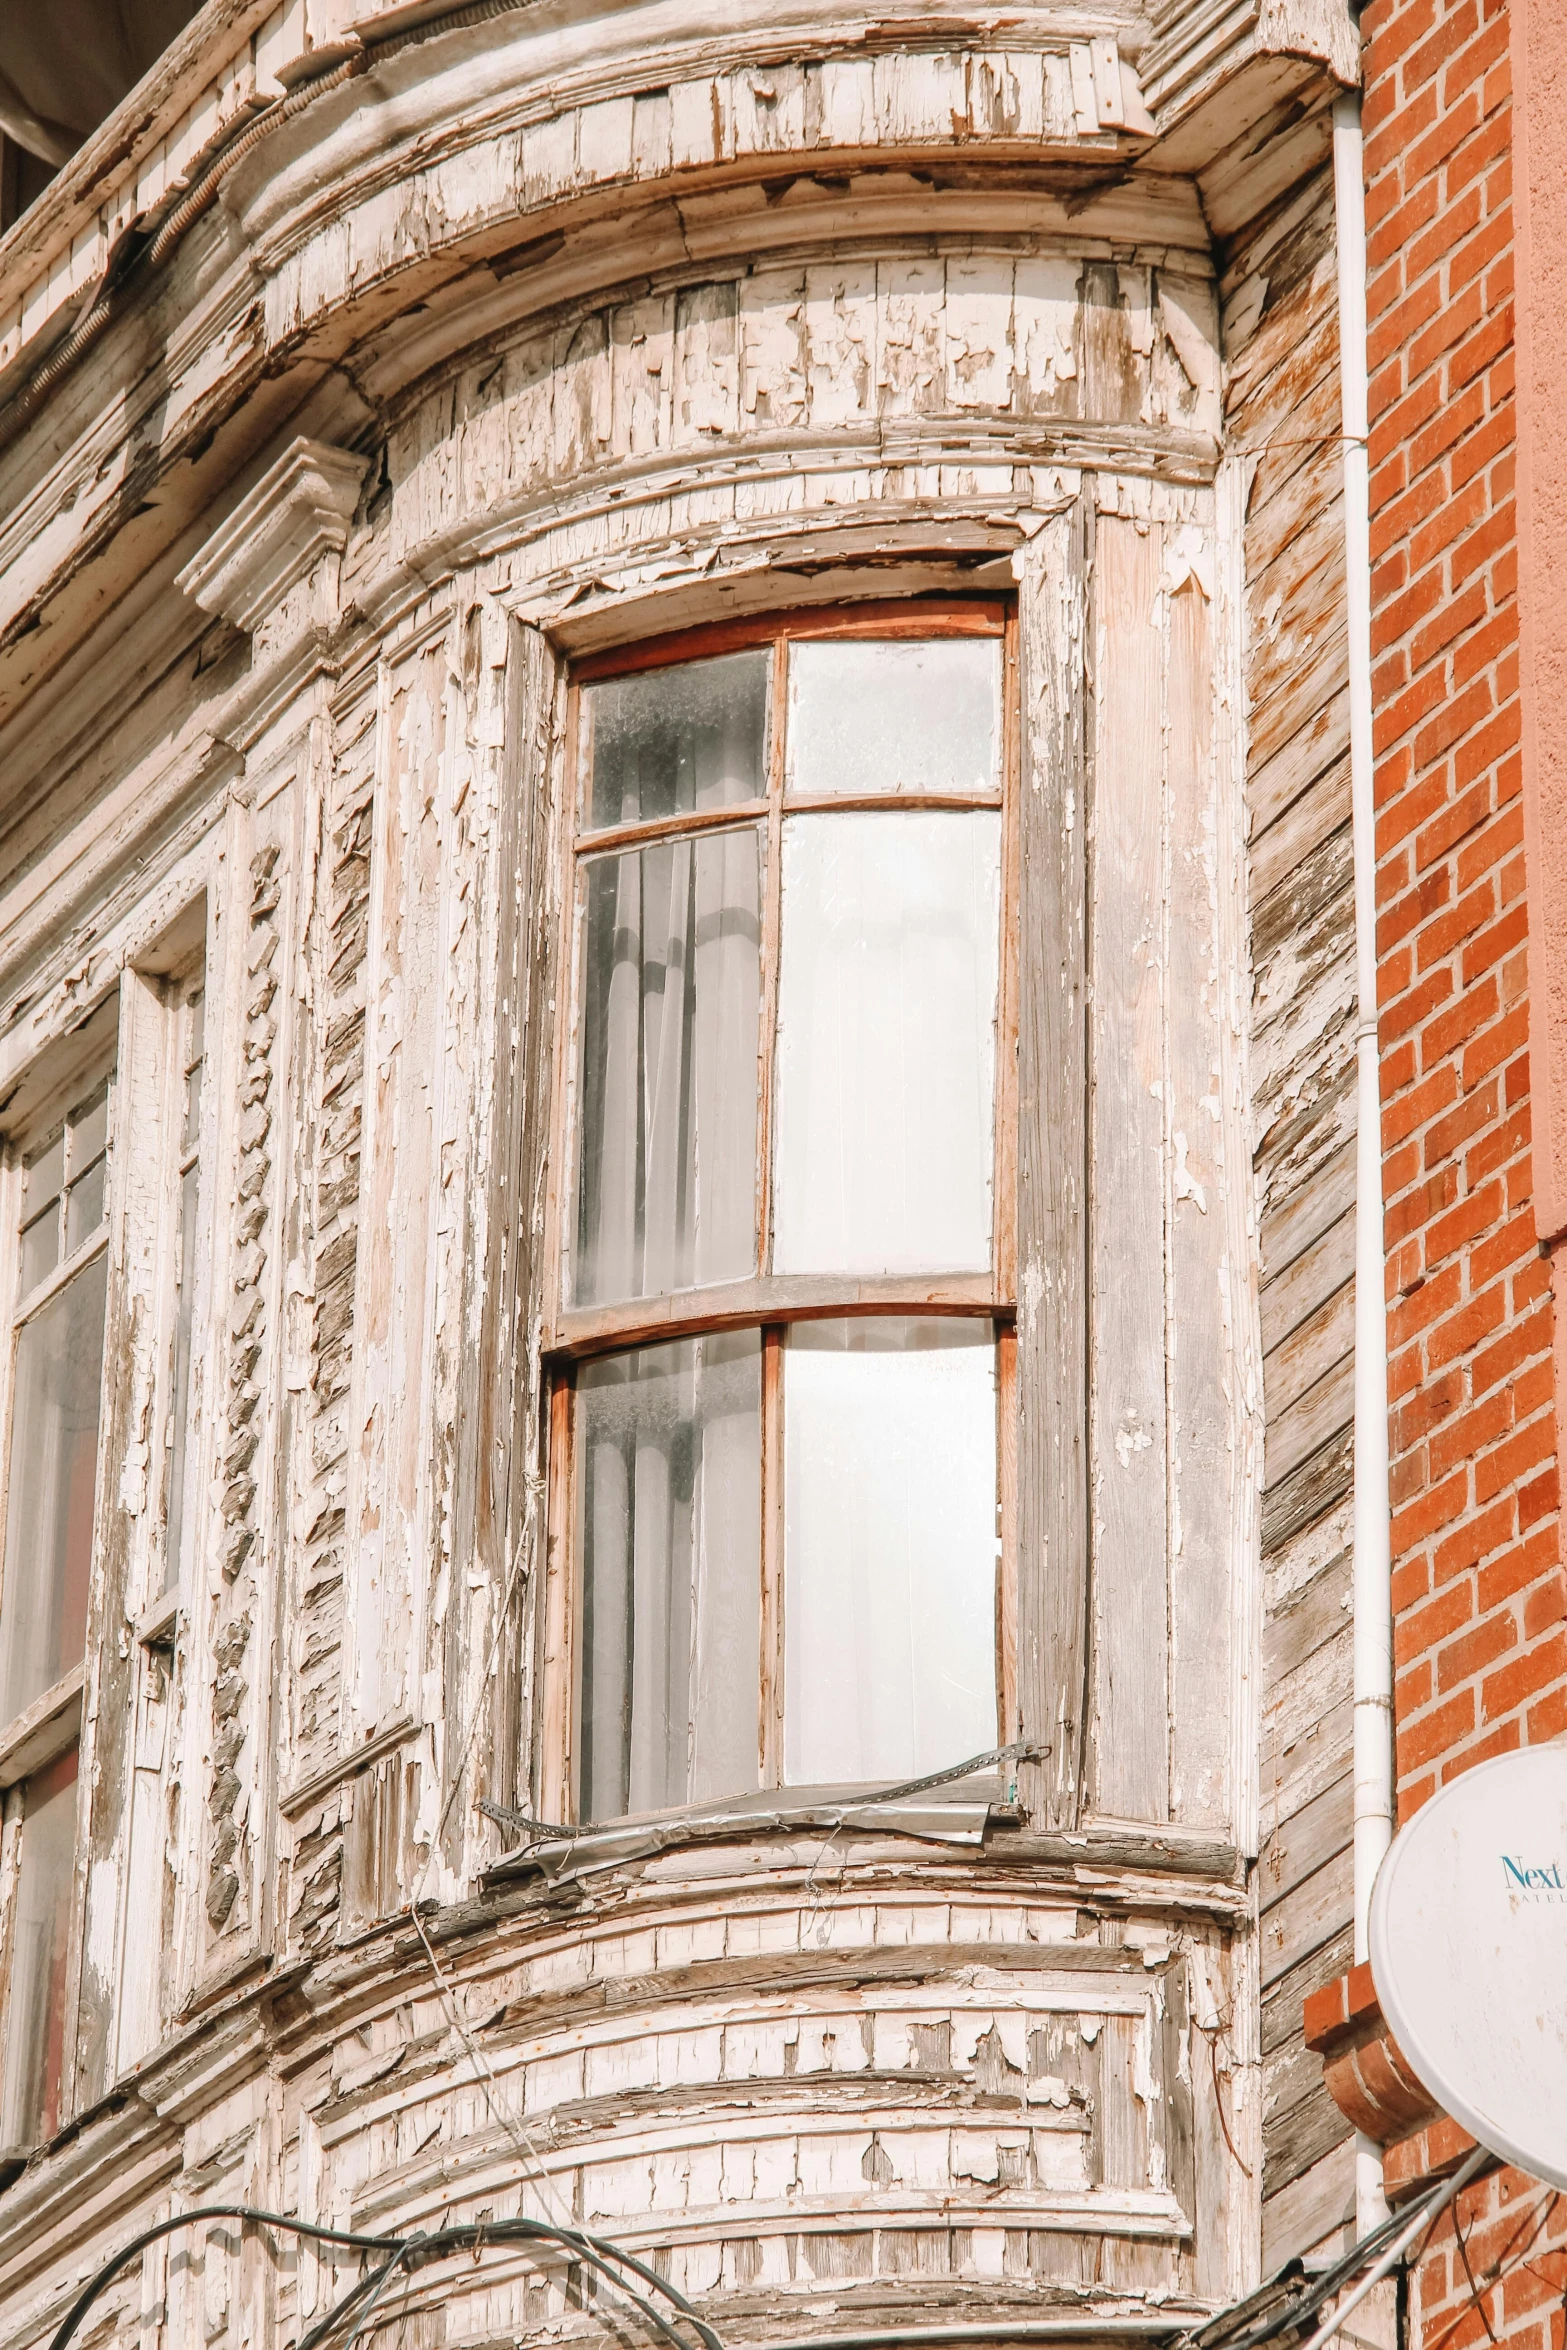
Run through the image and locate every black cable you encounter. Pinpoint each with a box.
[48,2205,403,2350]
[1179,2167,1460,2350]
[298,2251,410,2350]
[423,2218,722,2350]
[46,2200,724,2350]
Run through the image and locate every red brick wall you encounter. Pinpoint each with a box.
[1408,2157,1567,2350]
[1364,0,1567,2326]
[1364,0,1567,1835]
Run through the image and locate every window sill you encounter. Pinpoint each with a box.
[0,1664,82,1788]
[481,1796,1246,1900]
[483,1791,998,1887]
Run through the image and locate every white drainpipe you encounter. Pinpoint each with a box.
[1333,87,1394,2239]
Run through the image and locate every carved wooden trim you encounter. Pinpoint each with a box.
[176,438,367,657]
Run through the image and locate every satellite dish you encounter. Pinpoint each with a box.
[1369,1743,1567,2191]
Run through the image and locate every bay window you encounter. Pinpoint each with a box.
[547,604,1016,1825]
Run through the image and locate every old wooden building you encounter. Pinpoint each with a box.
[0,1,1382,2345]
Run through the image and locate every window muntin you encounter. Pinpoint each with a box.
[556,608,1013,1826]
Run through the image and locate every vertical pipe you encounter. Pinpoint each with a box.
[1333,87,1394,2241]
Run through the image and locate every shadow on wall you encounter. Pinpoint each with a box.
[0,0,203,229]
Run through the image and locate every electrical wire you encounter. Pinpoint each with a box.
[1422,2185,1561,2350]
[46,2202,725,2350]
[48,2206,402,2350]
[1177,2151,1491,2350]
[299,2248,410,2350]
[1291,2147,1489,2350]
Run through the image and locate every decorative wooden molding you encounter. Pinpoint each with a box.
[176,438,367,664]
[279,1713,419,1821]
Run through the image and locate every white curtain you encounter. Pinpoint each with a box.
[783,1318,997,1785]
[577,831,761,1304]
[579,1334,761,1819]
[575,655,766,1308]
[772,810,1000,1277]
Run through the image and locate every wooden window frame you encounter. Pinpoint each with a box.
[111,954,207,2081]
[0,933,209,2152]
[138,963,207,1649]
[538,597,1021,1825]
[0,1049,117,2162]
[0,1069,116,1795]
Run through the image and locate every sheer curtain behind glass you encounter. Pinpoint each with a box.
[578,1333,761,1819]
[773,811,999,1275]
[575,653,767,1307]
[578,832,760,1302]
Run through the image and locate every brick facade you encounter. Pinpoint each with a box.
[1360,0,1567,2339]
[1365,0,1566,1816]
[1407,2169,1567,2350]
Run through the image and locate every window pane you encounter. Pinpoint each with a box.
[63,1156,105,1255]
[0,1254,108,1722]
[574,829,761,1306]
[22,1134,63,1224]
[68,1093,107,1172]
[163,1160,200,1595]
[0,1744,78,2150]
[585,650,769,832]
[787,638,1001,798]
[784,1319,997,1786]
[19,1134,64,1296]
[18,1210,58,1299]
[577,1333,761,1821]
[772,811,999,1276]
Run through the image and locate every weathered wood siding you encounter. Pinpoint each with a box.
[1217,109,1359,2264]
[291,662,379,1942]
[1081,490,1259,1844]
